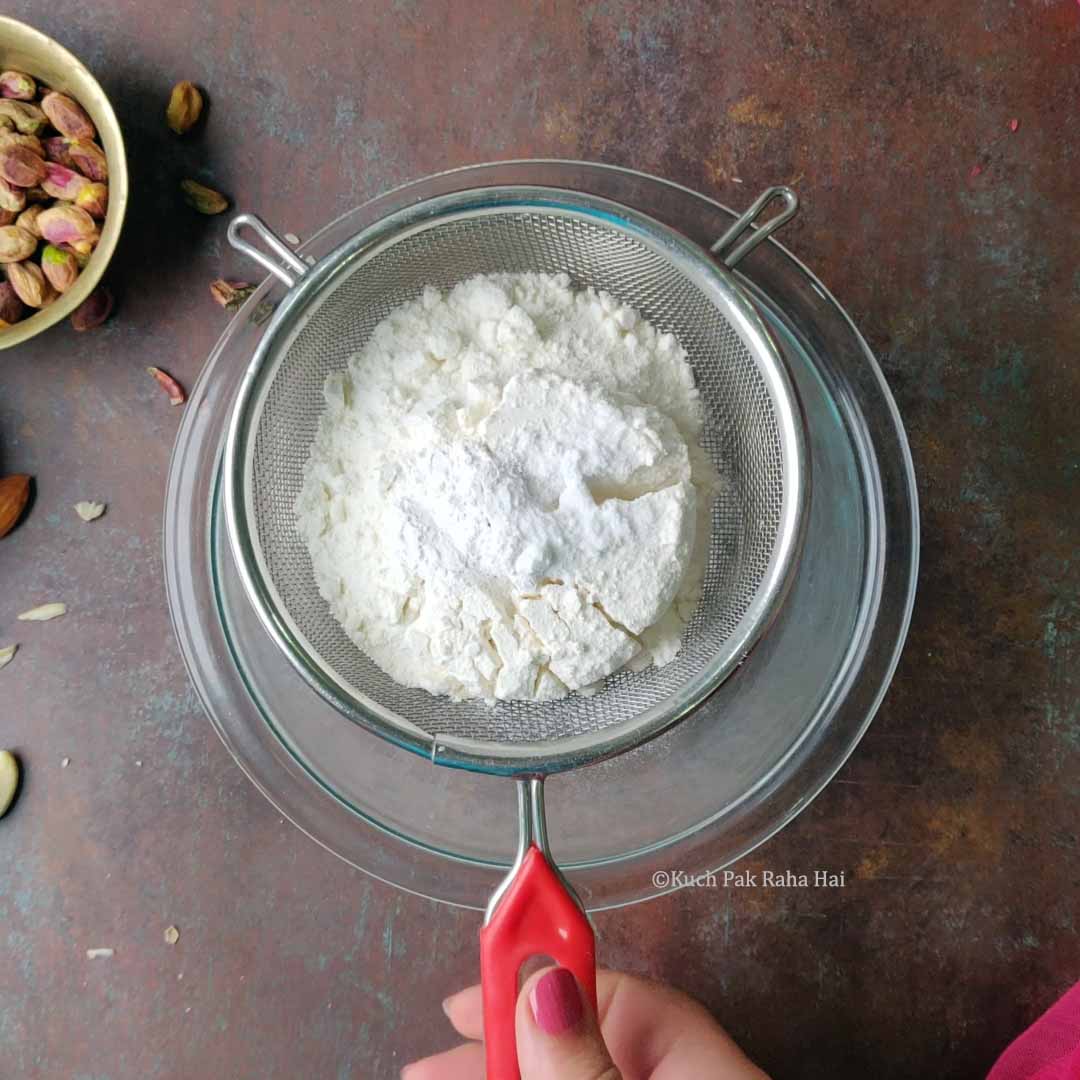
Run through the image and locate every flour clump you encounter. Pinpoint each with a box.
[296,272,715,702]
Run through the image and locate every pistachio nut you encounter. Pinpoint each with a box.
[0,225,38,263]
[166,80,203,135]
[36,203,97,246]
[0,280,23,326]
[180,178,228,215]
[66,139,107,182]
[0,144,46,187]
[0,71,36,101]
[40,92,95,140]
[0,177,25,212]
[41,243,79,292]
[0,132,44,157]
[41,135,73,167]
[41,161,92,202]
[15,204,43,237]
[6,260,52,307]
[0,99,47,135]
[59,241,92,268]
[75,181,108,219]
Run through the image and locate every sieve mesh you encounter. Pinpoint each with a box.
[240,206,792,749]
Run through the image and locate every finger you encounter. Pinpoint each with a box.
[442,983,484,1041]
[516,966,621,1080]
[595,971,769,1079]
[400,1040,485,1080]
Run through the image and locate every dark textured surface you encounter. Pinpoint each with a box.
[1,3,1078,1078]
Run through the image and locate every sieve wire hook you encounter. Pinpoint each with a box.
[710,186,799,268]
[227,213,309,288]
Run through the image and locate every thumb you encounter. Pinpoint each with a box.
[516,966,621,1080]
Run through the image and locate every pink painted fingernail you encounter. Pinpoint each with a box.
[529,967,583,1036]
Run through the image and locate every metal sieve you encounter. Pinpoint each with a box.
[223,183,806,1078]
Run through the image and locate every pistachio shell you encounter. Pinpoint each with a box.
[70,285,113,331]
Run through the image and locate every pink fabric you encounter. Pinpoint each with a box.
[988,980,1080,1080]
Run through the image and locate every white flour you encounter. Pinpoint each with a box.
[296,272,714,701]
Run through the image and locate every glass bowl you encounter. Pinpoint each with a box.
[164,160,918,911]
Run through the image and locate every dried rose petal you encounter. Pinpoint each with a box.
[147,366,185,406]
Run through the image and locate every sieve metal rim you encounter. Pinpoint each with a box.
[222,185,808,777]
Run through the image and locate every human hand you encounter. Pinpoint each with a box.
[402,965,770,1079]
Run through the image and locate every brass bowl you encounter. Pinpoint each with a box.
[0,16,128,349]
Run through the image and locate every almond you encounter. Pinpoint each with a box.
[0,473,30,538]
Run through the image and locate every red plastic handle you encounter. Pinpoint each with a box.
[480,843,597,1080]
